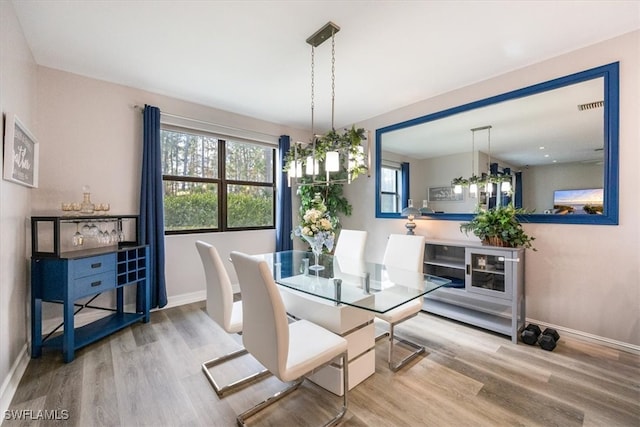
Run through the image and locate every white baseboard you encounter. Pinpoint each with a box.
[163,290,206,309]
[527,317,640,355]
[0,344,29,418]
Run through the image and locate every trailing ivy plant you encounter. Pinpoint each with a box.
[284,126,368,183]
[451,173,513,189]
[297,178,352,220]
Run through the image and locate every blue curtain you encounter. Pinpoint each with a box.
[401,162,410,209]
[488,162,498,209]
[514,171,523,208]
[276,135,293,251]
[140,105,167,309]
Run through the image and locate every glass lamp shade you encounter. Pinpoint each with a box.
[287,161,303,185]
[401,206,421,218]
[288,163,297,178]
[288,161,304,178]
[454,184,462,194]
[305,156,319,175]
[326,151,340,172]
[469,183,478,196]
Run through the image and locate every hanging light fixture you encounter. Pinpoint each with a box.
[453,182,463,194]
[469,127,479,197]
[285,22,369,187]
[453,125,512,200]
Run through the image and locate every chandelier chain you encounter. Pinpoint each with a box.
[487,126,491,168]
[286,21,368,188]
[471,129,475,175]
[310,46,315,139]
[331,30,336,130]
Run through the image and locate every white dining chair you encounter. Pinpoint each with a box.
[230,251,349,427]
[333,229,368,260]
[196,241,270,397]
[375,234,426,371]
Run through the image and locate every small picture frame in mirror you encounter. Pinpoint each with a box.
[428,186,464,202]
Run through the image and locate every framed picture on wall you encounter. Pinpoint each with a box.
[428,185,463,202]
[3,113,39,188]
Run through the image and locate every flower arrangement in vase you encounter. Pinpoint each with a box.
[293,193,336,271]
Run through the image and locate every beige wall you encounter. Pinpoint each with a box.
[522,162,604,212]
[0,0,38,413]
[344,30,640,347]
[34,66,307,307]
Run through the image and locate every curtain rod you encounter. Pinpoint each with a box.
[132,104,280,139]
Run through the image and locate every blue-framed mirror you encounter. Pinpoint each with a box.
[375,62,619,225]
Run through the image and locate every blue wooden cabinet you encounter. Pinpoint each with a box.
[31,215,150,363]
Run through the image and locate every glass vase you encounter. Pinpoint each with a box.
[303,235,325,271]
[309,246,324,271]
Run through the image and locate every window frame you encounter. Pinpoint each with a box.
[380,164,401,214]
[161,124,276,235]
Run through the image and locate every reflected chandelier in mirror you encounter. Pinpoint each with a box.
[375,62,619,225]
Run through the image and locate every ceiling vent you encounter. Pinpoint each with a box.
[577,100,604,111]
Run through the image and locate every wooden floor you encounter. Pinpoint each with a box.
[5,301,639,427]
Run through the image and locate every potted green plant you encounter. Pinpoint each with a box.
[460,204,536,250]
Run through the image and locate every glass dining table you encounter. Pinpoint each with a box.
[254,250,451,314]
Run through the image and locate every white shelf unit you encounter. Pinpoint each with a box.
[423,239,525,343]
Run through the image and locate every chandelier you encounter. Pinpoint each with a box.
[451,125,512,199]
[286,22,368,187]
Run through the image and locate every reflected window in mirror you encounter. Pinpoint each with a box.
[380,164,401,213]
[375,62,619,225]
[380,161,410,213]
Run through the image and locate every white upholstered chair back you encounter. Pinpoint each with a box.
[196,241,239,334]
[382,234,425,273]
[334,229,368,260]
[230,251,290,380]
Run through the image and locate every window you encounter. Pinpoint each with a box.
[161,126,275,233]
[380,165,401,213]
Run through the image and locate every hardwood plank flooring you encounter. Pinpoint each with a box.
[4,301,639,426]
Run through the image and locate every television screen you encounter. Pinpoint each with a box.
[553,188,603,214]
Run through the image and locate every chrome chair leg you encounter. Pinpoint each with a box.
[375,314,425,372]
[236,351,349,427]
[202,348,271,398]
[387,319,425,372]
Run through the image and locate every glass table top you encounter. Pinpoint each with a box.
[253,250,451,314]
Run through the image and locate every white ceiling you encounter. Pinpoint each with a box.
[11,0,640,132]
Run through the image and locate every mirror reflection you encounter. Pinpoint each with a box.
[376,63,619,225]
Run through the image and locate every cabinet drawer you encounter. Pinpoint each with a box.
[73,271,116,298]
[73,254,115,279]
